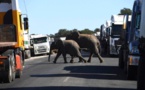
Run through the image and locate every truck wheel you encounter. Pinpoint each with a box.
[3,52,15,83]
[25,50,31,59]
[127,63,137,80]
[118,49,124,68]
[123,52,128,74]
[16,70,22,78]
[4,62,13,83]
[11,55,16,81]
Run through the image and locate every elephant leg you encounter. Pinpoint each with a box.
[87,52,93,63]
[94,47,104,63]
[53,51,61,63]
[62,53,68,63]
[78,49,82,62]
[78,57,83,62]
[78,56,86,63]
[70,56,74,63]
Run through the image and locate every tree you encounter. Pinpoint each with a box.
[49,34,55,38]
[80,28,94,34]
[118,8,132,15]
[94,28,100,33]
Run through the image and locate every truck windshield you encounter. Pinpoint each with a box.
[33,37,47,44]
[111,25,122,38]
[0,0,11,3]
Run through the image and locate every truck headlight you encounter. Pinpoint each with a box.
[130,46,139,54]
[34,46,38,50]
[128,56,140,65]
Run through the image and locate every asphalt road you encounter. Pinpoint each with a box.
[0,52,137,90]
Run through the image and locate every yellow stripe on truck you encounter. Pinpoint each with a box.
[0,12,6,24]
[12,10,24,50]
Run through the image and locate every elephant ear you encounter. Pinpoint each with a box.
[66,34,72,40]
[72,31,80,39]
[56,39,64,48]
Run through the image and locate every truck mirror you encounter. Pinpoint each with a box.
[123,23,126,30]
[136,12,141,29]
[24,17,28,21]
[24,17,29,30]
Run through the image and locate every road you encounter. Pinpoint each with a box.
[0,52,137,90]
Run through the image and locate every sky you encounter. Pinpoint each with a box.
[19,0,134,35]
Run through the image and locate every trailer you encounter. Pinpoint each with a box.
[0,0,29,83]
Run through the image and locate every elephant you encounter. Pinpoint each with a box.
[48,39,87,63]
[66,31,104,63]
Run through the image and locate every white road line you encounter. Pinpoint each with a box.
[63,77,70,82]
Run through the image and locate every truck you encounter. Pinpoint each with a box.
[24,24,31,59]
[118,15,134,79]
[30,34,50,56]
[106,15,124,56]
[137,0,145,89]
[119,0,141,80]
[100,24,107,55]
[0,0,29,83]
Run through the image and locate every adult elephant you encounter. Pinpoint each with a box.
[66,31,104,63]
[48,39,87,63]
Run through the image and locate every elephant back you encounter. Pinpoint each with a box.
[78,34,97,47]
[64,40,80,49]
[63,40,80,55]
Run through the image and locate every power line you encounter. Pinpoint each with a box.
[23,0,28,17]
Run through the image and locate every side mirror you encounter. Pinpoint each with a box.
[24,17,29,30]
[135,12,141,29]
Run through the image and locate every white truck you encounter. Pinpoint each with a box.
[23,29,31,59]
[30,34,50,56]
[106,15,124,56]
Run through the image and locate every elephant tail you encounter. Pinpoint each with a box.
[48,43,53,62]
[98,44,102,55]
[48,52,51,62]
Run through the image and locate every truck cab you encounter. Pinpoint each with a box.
[30,34,50,56]
[105,15,124,56]
[100,24,107,55]
[118,0,141,80]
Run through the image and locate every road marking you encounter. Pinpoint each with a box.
[63,77,70,82]
[79,63,82,65]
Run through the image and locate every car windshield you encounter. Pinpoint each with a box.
[33,37,47,44]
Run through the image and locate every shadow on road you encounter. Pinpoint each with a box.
[2,86,136,90]
[31,65,127,80]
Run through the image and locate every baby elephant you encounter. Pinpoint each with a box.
[48,39,87,63]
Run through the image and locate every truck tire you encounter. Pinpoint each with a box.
[4,59,13,83]
[2,50,15,83]
[127,63,137,80]
[123,51,128,74]
[16,70,22,78]
[25,50,31,59]
[11,55,16,81]
[118,49,124,68]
